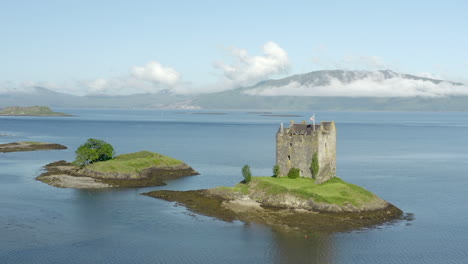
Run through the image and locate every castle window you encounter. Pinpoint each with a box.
[288,155,290,161]
[289,142,292,147]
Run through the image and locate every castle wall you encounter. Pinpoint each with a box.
[315,122,336,183]
[276,121,336,184]
[276,131,319,178]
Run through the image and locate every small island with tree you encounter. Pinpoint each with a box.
[0,106,73,116]
[37,138,199,188]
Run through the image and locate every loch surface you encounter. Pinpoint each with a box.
[1,109,467,263]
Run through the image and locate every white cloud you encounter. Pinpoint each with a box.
[0,43,289,95]
[83,76,179,96]
[244,72,468,97]
[81,61,182,95]
[86,78,108,93]
[131,61,181,85]
[67,61,183,95]
[0,81,30,93]
[214,41,290,88]
[0,60,183,96]
[415,72,442,80]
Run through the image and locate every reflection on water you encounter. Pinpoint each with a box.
[72,189,116,232]
[269,230,334,264]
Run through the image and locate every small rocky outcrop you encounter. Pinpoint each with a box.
[0,142,67,153]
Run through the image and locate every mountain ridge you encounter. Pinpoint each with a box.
[1,70,467,111]
[246,69,463,89]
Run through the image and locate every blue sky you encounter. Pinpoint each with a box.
[1,0,467,95]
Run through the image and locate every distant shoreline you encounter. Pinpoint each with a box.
[260,114,303,117]
[0,106,74,116]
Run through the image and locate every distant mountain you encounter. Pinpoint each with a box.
[1,70,467,111]
[0,87,81,107]
[194,70,468,111]
[242,69,462,89]
[0,87,199,109]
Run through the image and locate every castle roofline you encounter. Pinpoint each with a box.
[278,121,335,135]
[289,124,320,135]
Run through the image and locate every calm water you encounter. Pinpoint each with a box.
[1,109,467,263]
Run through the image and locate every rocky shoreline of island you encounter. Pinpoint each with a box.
[142,187,404,234]
[37,156,199,188]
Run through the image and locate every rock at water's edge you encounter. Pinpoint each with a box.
[0,142,67,153]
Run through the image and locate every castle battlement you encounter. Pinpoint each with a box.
[276,121,336,184]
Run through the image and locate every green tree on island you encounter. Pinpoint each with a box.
[74,138,115,165]
[310,152,319,178]
[242,164,252,183]
[273,165,280,177]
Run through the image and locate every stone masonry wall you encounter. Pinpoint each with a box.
[315,122,336,183]
[276,121,336,184]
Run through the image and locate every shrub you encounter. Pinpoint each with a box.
[273,165,280,177]
[287,168,300,179]
[242,164,252,183]
[310,152,319,178]
[74,138,115,166]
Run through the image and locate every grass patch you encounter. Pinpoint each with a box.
[230,183,250,194]
[85,151,183,173]
[214,183,250,195]
[251,176,375,206]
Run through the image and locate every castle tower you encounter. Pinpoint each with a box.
[276,121,336,184]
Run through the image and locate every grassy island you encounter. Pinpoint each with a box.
[143,176,403,234]
[85,151,183,174]
[217,177,375,208]
[37,151,199,188]
[0,106,73,116]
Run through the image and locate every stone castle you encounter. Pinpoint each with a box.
[276,120,336,184]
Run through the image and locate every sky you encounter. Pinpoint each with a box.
[1,0,468,96]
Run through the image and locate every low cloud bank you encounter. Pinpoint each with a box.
[83,61,183,95]
[131,61,181,86]
[0,81,31,93]
[244,74,468,97]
